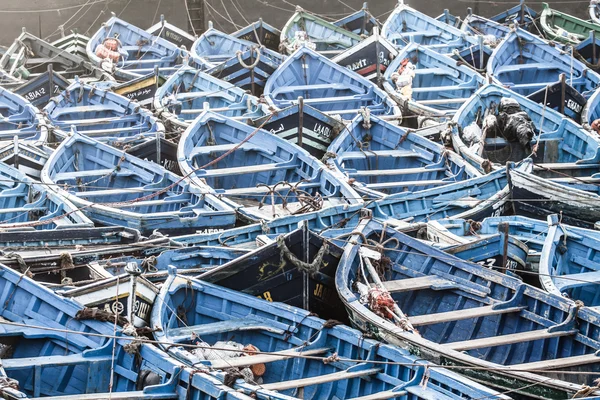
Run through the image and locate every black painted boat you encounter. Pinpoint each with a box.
[146,14,196,50]
[112,68,167,108]
[250,99,346,159]
[232,18,281,52]
[334,2,380,35]
[198,225,347,322]
[332,27,398,84]
[14,65,70,109]
[526,76,587,123]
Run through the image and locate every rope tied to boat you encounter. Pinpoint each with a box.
[321,151,336,163]
[276,234,328,276]
[237,47,261,70]
[360,108,372,130]
[141,255,158,273]
[323,352,340,364]
[75,307,128,326]
[260,219,269,234]
[3,252,29,276]
[0,377,19,391]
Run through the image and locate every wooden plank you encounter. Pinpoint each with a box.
[2,353,110,369]
[510,353,600,370]
[349,167,446,177]
[408,305,526,326]
[554,270,600,291]
[346,390,408,400]
[445,329,578,351]
[37,392,177,400]
[168,318,285,341]
[209,347,330,369]
[382,276,451,293]
[260,368,380,391]
[338,150,420,160]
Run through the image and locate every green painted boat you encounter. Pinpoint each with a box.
[540,2,600,44]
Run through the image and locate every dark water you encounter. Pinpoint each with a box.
[0,0,589,46]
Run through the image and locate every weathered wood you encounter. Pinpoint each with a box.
[445,329,578,351]
[346,390,408,400]
[408,305,526,326]
[260,367,381,391]
[382,276,451,293]
[38,392,177,400]
[209,347,330,369]
[510,352,600,370]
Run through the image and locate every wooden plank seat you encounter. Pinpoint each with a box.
[408,305,527,327]
[54,115,142,127]
[414,67,459,77]
[194,162,297,178]
[349,166,446,177]
[209,347,330,370]
[39,392,177,400]
[225,182,321,196]
[445,328,578,351]
[260,367,381,391]
[509,352,600,371]
[495,63,562,74]
[2,352,111,370]
[168,318,286,343]
[173,91,238,102]
[53,169,125,181]
[365,180,448,190]
[338,150,422,160]
[188,143,270,158]
[388,31,439,39]
[382,275,489,297]
[270,83,365,97]
[553,270,600,291]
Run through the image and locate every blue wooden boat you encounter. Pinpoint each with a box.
[450,84,600,178]
[382,3,482,56]
[45,79,165,148]
[460,9,511,40]
[0,162,93,231]
[334,2,380,35]
[14,65,70,109]
[337,216,600,399]
[151,267,509,400]
[436,9,461,28]
[264,46,400,118]
[0,30,112,84]
[280,6,362,57]
[250,100,346,159]
[508,165,600,229]
[95,246,250,282]
[232,19,281,52]
[147,14,196,50]
[0,235,173,286]
[191,23,255,68]
[490,0,538,30]
[177,112,362,222]
[327,113,481,198]
[41,131,236,235]
[488,28,600,98]
[369,160,531,225]
[332,27,398,84]
[154,65,268,130]
[0,263,250,400]
[382,42,486,117]
[207,46,284,96]
[0,139,49,179]
[87,14,193,81]
[540,214,600,306]
[0,86,47,143]
[0,225,141,251]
